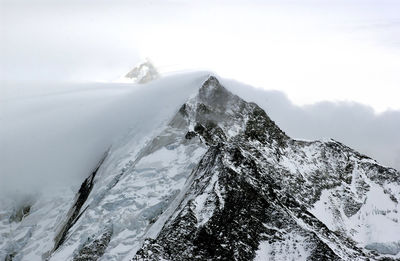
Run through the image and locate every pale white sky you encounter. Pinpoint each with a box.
[1,0,400,111]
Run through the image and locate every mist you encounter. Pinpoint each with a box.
[1,74,399,203]
[223,78,400,171]
[1,0,399,197]
[0,73,208,199]
[2,0,400,111]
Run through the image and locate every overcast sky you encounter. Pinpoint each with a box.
[223,78,400,171]
[2,0,400,111]
[0,1,399,197]
[1,1,399,163]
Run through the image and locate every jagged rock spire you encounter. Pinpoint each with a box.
[198,75,231,106]
[124,59,159,84]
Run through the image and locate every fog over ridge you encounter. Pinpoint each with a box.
[0,74,399,204]
[222,78,400,171]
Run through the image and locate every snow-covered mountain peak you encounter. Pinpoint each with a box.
[198,75,226,100]
[121,59,159,84]
[1,72,399,261]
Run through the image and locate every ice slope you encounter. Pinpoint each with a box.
[0,188,75,260]
[49,115,208,260]
[0,72,211,260]
[0,72,208,197]
[49,75,252,261]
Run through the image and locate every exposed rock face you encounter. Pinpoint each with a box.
[53,152,108,253]
[73,228,113,261]
[132,76,400,260]
[1,74,399,261]
[8,204,31,223]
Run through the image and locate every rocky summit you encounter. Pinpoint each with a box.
[1,75,399,261]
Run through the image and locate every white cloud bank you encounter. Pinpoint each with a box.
[0,73,208,198]
[1,0,399,198]
[1,74,398,201]
[224,78,400,171]
[2,0,400,111]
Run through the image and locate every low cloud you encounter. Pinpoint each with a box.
[0,74,398,204]
[223,78,400,171]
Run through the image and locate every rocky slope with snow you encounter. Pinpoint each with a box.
[1,74,399,261]
[120,60,159,84]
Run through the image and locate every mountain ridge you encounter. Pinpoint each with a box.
[132,76,400,260]
[1,74,399,261]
